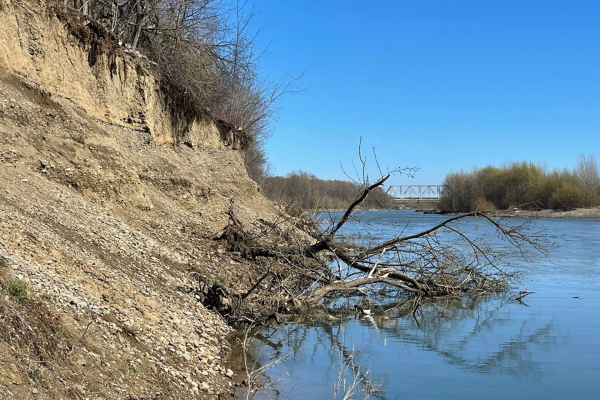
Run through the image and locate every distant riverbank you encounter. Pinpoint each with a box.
[391,207,600,218]
[491,207,600,218]
[312,207,600,218]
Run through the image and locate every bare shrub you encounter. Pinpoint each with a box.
[575,154,599,206]
[55,0,297,178]
[263,171,395,211]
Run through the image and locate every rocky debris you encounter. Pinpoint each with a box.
[0,1,312,397]
[0,57,289,399]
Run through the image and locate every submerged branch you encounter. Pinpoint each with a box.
[207,164,547,327]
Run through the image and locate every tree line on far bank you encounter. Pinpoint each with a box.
[262,171,394,211]
[440,154,600,212]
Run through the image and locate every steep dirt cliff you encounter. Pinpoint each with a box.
[0,0,241,148]
[0,1,286,398]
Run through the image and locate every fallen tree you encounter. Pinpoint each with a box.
[202,169,548,326]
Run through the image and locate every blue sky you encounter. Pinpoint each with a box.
[250,0,600,185]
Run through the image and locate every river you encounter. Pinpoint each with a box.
[230,210,600,399]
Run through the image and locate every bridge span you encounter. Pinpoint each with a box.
[386,185,445,200]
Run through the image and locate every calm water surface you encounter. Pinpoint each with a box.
[232,210,600,399]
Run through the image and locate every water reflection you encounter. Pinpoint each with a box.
[378,296,559,378]
[228,212,600,399]
[232,294,562,399]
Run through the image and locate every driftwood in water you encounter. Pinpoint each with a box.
[210,170,547,326]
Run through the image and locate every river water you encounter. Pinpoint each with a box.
[232,210,600,399]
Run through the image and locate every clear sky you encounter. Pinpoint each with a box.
[250,0,600,185]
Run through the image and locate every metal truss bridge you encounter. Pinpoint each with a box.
[386,185,444,200]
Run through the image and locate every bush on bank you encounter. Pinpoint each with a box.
[440,155,599,212]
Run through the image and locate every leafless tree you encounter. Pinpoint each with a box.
[203,153,548,327]
[575,153,599,207]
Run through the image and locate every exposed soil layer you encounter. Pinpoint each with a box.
[0,1,293,398]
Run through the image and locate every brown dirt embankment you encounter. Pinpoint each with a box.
[0,1,304,398]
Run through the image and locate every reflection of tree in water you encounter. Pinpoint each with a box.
[231,319,385,399]
[234,294,560,399]
[374,294,559,380]
[386,295,558,378]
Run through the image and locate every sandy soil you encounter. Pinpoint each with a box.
[493,208,600,218]
[0,1,295,398]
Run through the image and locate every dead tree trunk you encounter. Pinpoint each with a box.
[210,168,547,326]
[131,0,144,50]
